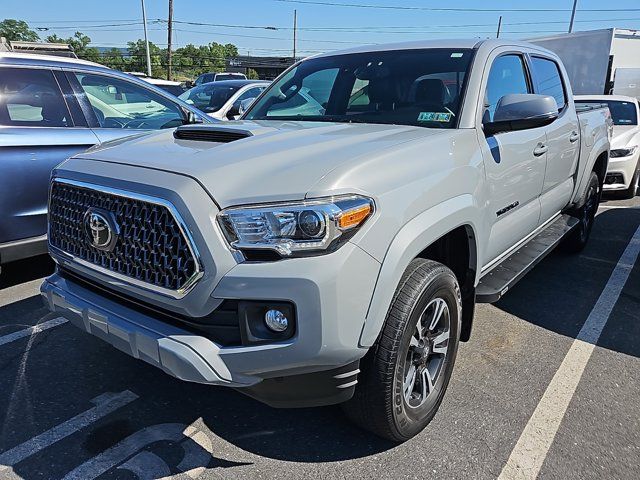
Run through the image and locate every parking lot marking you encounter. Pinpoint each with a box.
[0,390,138,472]
[0,280,43,307]
[62,422,213,480]
[499,224,640,480]
[0,317,68,347]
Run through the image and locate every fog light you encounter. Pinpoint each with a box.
[265,309,289,332]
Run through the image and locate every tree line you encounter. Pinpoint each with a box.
[0,18,255,81]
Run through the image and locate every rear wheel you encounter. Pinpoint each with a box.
[561,171,600,253]
[342,258,461,442]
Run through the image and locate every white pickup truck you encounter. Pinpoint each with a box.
[42,39,610,442]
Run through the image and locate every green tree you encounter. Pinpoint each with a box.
[46,32,100,62]
[173,41,240,78]
[0,19,39,42]
[126,39,164,77]
[101,48,126,70]
[247,68,259,80]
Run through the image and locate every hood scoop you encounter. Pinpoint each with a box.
[173,125,253,143]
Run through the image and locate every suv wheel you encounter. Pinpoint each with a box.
[342,258,461,442]
[561,171,600,253]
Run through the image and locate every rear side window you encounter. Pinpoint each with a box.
[530,57,566,111]
[485,55,531,123]
[0,67,71,127]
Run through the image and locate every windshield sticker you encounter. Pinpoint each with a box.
[418,112,452,122]
[451,52,464,58]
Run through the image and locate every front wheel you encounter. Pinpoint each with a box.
[561,171,600,253]
[342,258,461,442]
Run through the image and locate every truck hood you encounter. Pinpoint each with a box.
[75,120,450,207]
[611,125,640,150]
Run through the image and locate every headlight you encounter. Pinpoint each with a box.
[610,146,638,158]
[217,195,374,257]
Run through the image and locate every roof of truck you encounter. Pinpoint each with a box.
[313,39,549,58]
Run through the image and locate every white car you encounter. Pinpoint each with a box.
[576,95,640,198]
[178,80,269,120]
[125,72,187,97]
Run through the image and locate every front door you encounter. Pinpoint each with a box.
[0,66,98,244]
[478,53,546,266]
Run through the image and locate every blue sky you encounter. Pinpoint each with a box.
[3,0,640,56]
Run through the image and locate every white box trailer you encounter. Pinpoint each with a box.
[530,28,640,98]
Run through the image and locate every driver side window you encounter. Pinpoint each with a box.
[73,73,185,129]
[484,55,531,123]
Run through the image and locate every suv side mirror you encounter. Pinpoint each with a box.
[484,94,559,136]
[226,101,241,120]
[183,108,203,125]
[238,97,255,116]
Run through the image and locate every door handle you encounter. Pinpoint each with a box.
[569,131,579,143]
[533,143,548,156]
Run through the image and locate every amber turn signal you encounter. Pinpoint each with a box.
[338,204,372,229]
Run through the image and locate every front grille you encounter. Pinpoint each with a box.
[49,180,200,294]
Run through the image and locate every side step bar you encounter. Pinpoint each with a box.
[476,214,579,303]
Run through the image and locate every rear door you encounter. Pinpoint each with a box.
[0,66,98,244]
[66,70,189,143]
[477,52,546,266]
[529,55,579,222]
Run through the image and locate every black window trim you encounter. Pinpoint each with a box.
[0,64,76,128]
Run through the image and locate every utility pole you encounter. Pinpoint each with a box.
[293,9,297,61]
[167,0,173,80]
[568,0,578,33]
[141,0,152,76]
[496,16,502,38]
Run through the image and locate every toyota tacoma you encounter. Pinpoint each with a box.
[42,39,610,441]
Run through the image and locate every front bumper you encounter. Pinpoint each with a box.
[604,152,639,191]
[41,241,380,398]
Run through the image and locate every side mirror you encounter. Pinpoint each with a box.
[226,102,241,120]
[183,108,203,125]
[238,97,255,116]
[484,94,559,136]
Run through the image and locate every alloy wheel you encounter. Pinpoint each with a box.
[403,297,450,409]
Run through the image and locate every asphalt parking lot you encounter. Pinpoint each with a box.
[0,195,638,480]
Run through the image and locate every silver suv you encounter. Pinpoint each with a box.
[0,53,211,272]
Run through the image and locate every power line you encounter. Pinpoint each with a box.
[273,0,640,13]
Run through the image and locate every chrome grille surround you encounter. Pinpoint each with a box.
[48,178,203,299]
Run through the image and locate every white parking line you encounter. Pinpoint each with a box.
[0,390,138,474]
[0,317,68,347]
[499,223,640,480]
[0,279,43,307]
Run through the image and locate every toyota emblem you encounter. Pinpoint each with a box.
[84,209,118,252]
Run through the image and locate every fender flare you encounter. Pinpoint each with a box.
[572,138,609,206]
[358,194,480,347]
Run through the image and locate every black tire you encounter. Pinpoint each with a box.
[619,167,639,200]
[561,171,600,253]
[342,258,461,442]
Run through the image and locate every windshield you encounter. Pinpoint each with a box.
[179,84,241,113]
[244,49,473,128]
[580,100,638,126]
